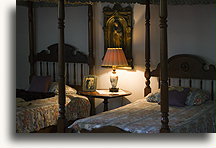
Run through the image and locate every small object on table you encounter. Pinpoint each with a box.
[82,75,97,92]
[79,89,131,115]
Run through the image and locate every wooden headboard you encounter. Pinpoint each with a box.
[151,54,216,99]
[151,54,215,80]
[34,43,90,89]
[36,44,88,63]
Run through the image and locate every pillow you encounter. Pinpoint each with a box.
[146,86,188,103]
[22,91,55,101]
[147,87,190,107]
[185,88,210,106]
[17,89,55,101]
[169,86,185,92]
[16,99,31,107]
[146,92,160,103]
[167,88,190,107]
[48,82,77,95]
[28,76,52,93]
[16,98,26,103]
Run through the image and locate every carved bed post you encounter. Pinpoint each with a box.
[57,0,66,133]
[28,2,36,83]
[144,0,151,97]
[159,0,170,133]
[88,4,95,75]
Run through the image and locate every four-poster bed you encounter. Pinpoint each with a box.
[17,0,216,133]
[16,43,93,133]
[68,54,215,133]
[16,1,95,132]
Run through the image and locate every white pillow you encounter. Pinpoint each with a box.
[16,98,26,103]
[48,82,77,95]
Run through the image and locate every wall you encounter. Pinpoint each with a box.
[16,7,29,89]
[16,6,88,89]
[17,4,216,113]
[93,3,147,112]
[149,4,216,66]
[93,3,216,112]
[36,6,88,53]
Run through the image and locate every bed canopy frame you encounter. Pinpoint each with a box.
[17,0,216,133]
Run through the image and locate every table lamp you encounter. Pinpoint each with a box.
[102,48,128,92]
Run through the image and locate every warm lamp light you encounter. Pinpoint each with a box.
[102,48,128,92]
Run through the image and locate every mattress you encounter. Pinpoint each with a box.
[16,94,90,133]
[69,99,215,133]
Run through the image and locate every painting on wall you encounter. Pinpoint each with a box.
[103,4,133,69]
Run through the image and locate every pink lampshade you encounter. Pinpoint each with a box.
[102,48,128,67]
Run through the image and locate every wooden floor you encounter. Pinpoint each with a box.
[31,125,57,133]
[32,120,75,133]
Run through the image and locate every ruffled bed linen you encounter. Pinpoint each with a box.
[69,99,215,133]
[16,94,90,133]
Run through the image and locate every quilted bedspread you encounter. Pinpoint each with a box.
[70,99,215,133]
[16,94,90,133]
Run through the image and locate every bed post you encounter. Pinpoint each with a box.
[159,0,170,133]
[28,2,36,83]
[57,0,66,133]
[88,4,95,75]
[144,0,151,97]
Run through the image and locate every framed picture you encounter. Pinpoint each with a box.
[103,4,133,69]
[82,75,97,92]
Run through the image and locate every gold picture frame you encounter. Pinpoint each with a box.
[82,75,97,92]
[103,4,133,69]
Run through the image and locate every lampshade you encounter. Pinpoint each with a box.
[102,48,128,67]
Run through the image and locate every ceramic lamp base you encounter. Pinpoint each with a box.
[109,88,119,92]
[110,66,119,92]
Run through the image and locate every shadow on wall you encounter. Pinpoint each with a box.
[95,96,131,114]
[122,97,132,105]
